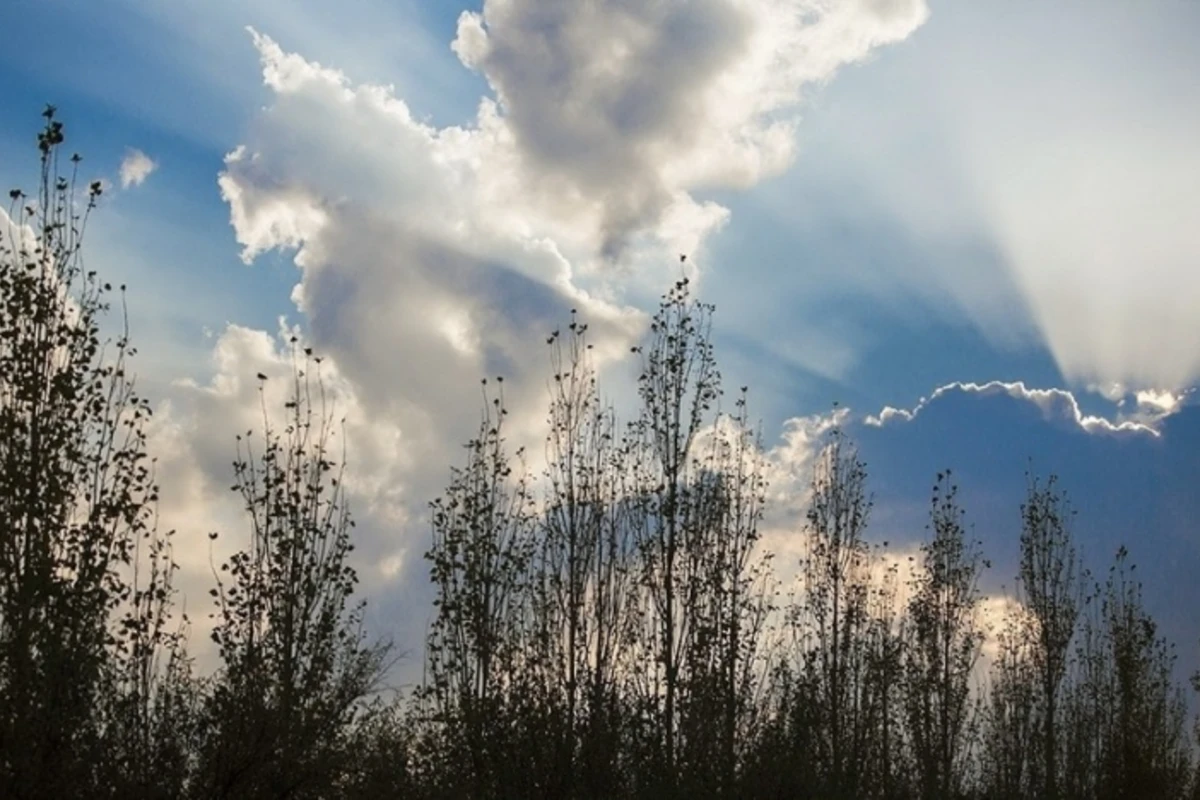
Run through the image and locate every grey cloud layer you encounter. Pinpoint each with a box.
[453,0,927,260]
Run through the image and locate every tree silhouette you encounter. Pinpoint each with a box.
[196,347,391,798]
[535,315,635,797]
[419,378,537,798]
[982,599,1038,800]
[0,109,177,798]
[1018,473,1082,800]
[806,428,874,797]
[1063,547,1190,800]
[625,277,723,793]
[905,471,985,800]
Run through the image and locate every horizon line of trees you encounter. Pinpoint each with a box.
[2,112,1197,799]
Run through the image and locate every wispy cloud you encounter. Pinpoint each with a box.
[755,2,1200,393]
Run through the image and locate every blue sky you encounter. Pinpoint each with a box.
[3,0,1199,683]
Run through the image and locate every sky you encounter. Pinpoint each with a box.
[3,0,1199,687]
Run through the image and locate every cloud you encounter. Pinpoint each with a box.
[790,3,1200,390]
[147,3,929,675]
[119,148,157,188]
[1134,388,1186,418]
[1087,382,1128,403]
[864,405,914,427]
[148,321,415,671]
[764,406,851,515]
[211,6,931,530]
[847,379,1200,689]
[217,29,646,464]
[1083,383,1190,426]
[756,406,854,584]
[452,0,927,262]
[864,380,1165,436]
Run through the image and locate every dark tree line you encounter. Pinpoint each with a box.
[1,112,392,799]
[2,113,1198,799]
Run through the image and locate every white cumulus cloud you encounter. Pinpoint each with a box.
[452,0,928,262]
[208,9,930,544]
[151,4,929,673]
[119,148,157,188]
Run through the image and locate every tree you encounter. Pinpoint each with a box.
[794,427,875,798]
[982,601,1038,800]
[98,527,199,798]
[621,278,773,796]
[420,378,537,798]
[1066,548,1190,800]
[674,389,773,798]
[337,700,417,799]
[535,315,635,798]
[904,471,985,800]
[862,544,908,800]
[1018,473,1082,800]
[0,108,173,797]
[197,348,391,798]
[624,277,724,794]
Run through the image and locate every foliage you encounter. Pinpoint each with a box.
[0,107,180,798]
[1019,473,1083,800]
[197,348,391,798]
